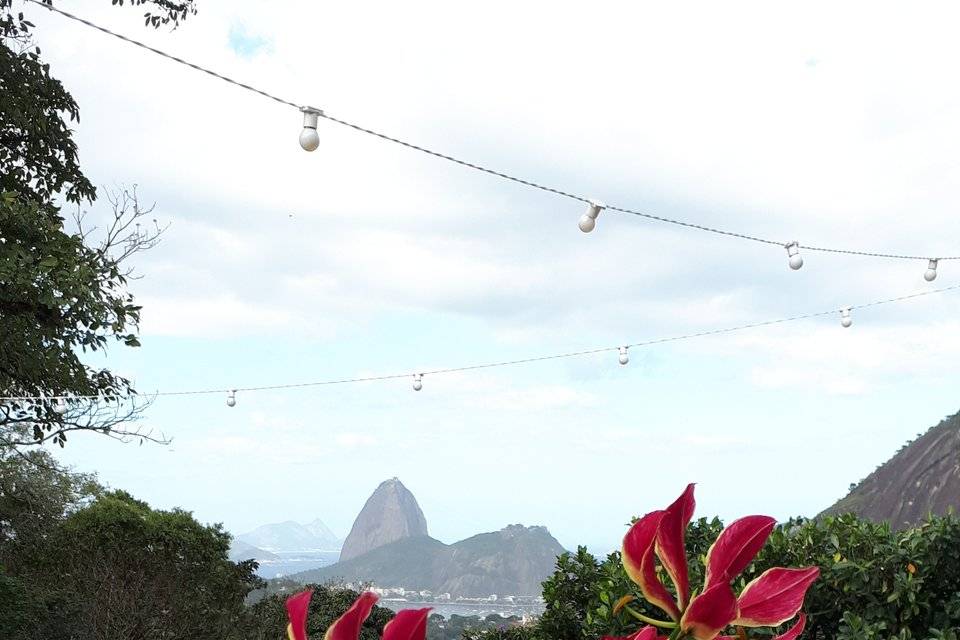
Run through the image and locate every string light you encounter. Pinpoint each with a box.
[785,242,804,270]
[925,259,939,282]
[618,346,629,365]
[3,284,957,405]
[299,107,321,152]
[227,390,237,407]
[578,201,604,233]
[28,0,960,271]
[840,307,852,328]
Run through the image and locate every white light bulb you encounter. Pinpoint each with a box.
[578,201,604,233]
[785,241,803,270]
[924,259,938,282]
[299,128,320,152]
[227,390,236,407]
[299,107,321,152]
[840,307,852,328]
[412,374,423,392]
[618,347,629,366]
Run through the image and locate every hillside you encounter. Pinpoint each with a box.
[290,525,565,597]
[822,411,960,529]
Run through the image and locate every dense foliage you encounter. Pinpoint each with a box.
[0,450,263,639]
[522,515,960,640]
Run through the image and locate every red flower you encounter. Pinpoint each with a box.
[323,591,379,640]
[602,626,668,640]
[284,590,431,640]
[620,485,819,640]
[382,607,433,640]
[734,568,820,628]
[285,588,314,640]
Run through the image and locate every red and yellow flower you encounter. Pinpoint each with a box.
[618,484,819,640]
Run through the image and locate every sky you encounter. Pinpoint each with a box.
[26,0,960,554]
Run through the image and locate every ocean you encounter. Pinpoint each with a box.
[379,600,545,619]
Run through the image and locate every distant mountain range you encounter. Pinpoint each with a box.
[236,518,342,553]
[228,539,279,563]
[292,525,565,597]
[285,478,566,597]
[822,410,960,529]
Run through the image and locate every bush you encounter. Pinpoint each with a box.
[533,514,960,640]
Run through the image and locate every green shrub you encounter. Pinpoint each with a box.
[533,514,960,640]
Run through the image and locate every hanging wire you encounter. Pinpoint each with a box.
[27,0,960,262]
[3,283,957,403]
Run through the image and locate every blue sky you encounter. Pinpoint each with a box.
[29,0,960,553]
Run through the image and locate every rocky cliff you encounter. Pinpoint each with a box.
[822,411,960,529]
[339,478,429,562]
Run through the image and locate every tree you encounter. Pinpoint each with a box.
[30,490,262,640]
[0,445,101,636]
[0,0,195,447]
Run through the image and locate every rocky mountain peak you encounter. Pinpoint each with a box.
[822,411,960,529]
[339,478,429,562]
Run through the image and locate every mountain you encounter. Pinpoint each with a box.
[822,411,960,529]
[291,524,566,597]
[339,478,429,562]
[228,539,279,562]
[237,519,341,553]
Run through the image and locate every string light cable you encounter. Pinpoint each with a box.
[26,0,960,270]
[2,282,957,404]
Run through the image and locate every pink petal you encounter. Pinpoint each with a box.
[285,588,314,640]
[772,614,807,640]
[703,515,776,590]
[383,608,432,640]
[622,510,680,620]
[601,627,666,640]
[655,484,696,610]
[324,592,380,640]
[734,568,819,628]
[680,583,737,640]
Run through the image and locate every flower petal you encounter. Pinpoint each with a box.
[602,627,666,640]
[324,592,380,640]
[772,614,807,640]
[286,588,314,640]
[680,583,737,640]
[655,484,696,610]
[612,595,636,616]
[703,515,776,591]
[383,607,432,640]
[622,510,680,620]
[734,567,819,628]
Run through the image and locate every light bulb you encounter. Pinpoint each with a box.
[924,259,938,282]
[412,374,423,392]
[618,346,629,366]
[577,214,596,233]
[785,241,803,270]
[840,307,852,328]
[578,201,604,233]
[53,398,67,414]
[299,107,321,152]
[227,390,236,407]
